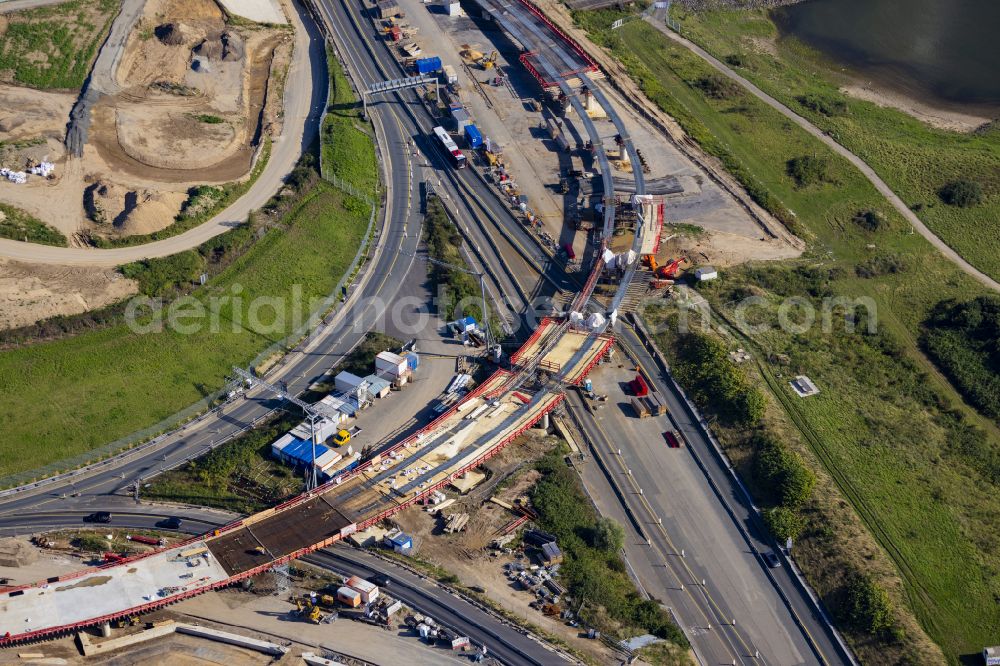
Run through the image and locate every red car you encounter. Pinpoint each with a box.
[663,430,683,448]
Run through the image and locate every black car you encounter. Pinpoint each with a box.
[761,550,781,568]
[157,517,182,530]
[369,574,391,587]
[85,511,111,524]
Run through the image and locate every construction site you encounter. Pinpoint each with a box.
[0,0,854,660]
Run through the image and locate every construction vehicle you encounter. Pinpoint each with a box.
[294,598,323,624]
[480,51,498,69]
[333,426,362,447]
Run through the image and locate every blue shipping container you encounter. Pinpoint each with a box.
[404,351,419,370]
[415,56,442,74]
[465,124,483,149]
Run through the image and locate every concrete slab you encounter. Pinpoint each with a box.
[217,0,286,24]
[0,542,228,636]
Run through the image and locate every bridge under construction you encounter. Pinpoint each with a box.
[0,0,644,644]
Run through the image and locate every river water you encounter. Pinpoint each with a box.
[773,0,1000,108]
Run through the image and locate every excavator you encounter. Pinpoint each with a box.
[643,255,687,289]
[480,50,498,69]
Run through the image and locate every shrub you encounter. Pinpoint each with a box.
[938,178,983,207]
[921,295,1000,423]
[723,53,747,68]
[855,252,907,279]
[195,114,224,124]
[763,506,804,541]
[786,155,830,188]
[673,331,767,427]
[844,573,894,635]
[796,93,848,117]
[73,533,110,552]
[692,73,742,100]
[753,432,816,508]
[852,208,887,232]
[593,517,625,553]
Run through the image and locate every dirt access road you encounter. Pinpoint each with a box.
[0,0,325,267]
[645,17,1000,293]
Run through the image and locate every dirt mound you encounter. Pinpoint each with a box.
[154,22,190,46]
[83,178,184,235]
[193,30,244,62]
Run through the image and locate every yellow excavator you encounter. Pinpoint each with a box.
[294,598,323,624]
[480,51,498,69]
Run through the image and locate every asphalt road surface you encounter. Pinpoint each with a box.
[0,508,569,666]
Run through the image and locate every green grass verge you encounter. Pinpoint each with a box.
[0,183,368,478]
[92,138,271,248]
[0,0,117,89]
[667,6,1000,281]
[322,48,379,194]
[533,448,689,647]
[145,415,301,514]
[568,8,1000,661]
[0,202,67,246]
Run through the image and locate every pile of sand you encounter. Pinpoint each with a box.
[193,30,244,62]
[83,179,185,234]
[0,538,38,568]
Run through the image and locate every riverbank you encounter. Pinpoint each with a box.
[667,5,1000,284]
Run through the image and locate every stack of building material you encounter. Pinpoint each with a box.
[443,513,470,533]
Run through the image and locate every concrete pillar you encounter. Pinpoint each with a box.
[540,413,550,430]
[100,622,111,638]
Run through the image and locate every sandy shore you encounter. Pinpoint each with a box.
[840,82,995,133]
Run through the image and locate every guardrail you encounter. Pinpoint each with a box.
[624,314,858,666]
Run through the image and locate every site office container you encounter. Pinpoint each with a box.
[335,371,366,394]
[441,64,458,84]
[375,351,408,377]
[404,351,420,370]
[337,586,362,608]
[465,124,483,149]
[345,575,380,604]
[415,56,442,74]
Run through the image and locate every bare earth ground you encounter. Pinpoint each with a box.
[0,0,289,243]
[390,433,620,664]
[0,257,137,330]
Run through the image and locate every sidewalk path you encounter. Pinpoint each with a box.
[646,17,1000,292]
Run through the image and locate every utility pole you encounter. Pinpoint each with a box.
[230,367,339,491]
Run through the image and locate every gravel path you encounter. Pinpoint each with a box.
[646,17,1000,292]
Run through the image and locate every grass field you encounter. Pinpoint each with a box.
[0,0,117,89]
[0,183,368,478]
[570,9,1000,662]
[321,49,379,195]
[0,202,66,246]
[667,7,1000,282]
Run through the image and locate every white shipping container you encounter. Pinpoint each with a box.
[335,371,366,394]
[375,351,408,377]
[442,64,458,84]
[270,433,295,458]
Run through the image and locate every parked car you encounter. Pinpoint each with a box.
[761,550,781,568]
[85,511,111,524]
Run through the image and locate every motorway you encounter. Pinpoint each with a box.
[579,321,849,665]
[0,0,854,663]
[0,509,568,666]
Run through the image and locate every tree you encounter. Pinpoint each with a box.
[852,209,887,232]
[844,573,894,635]
[593,517,625,553]
[786,155,830,187]
[763,506,804,541]
[938,178,983,207]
